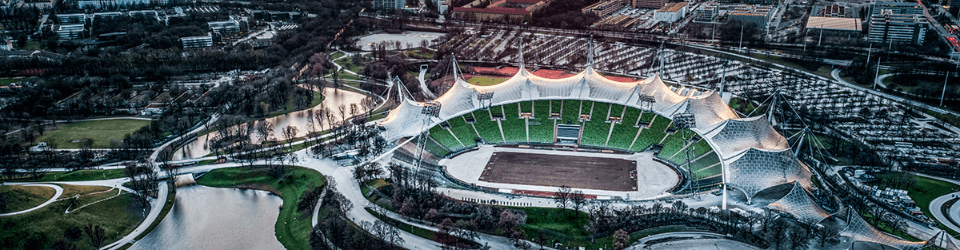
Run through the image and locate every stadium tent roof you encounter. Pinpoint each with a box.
[378,63,804,200]
[722,147,811,201]
[838,207,928,250]
[766,182,830,223]
[700,115,790,156]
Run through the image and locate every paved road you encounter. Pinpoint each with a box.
[0,183,63,217]
[921,173,960,236]
[102,180,168,250]
[418,66,437,99]
[626,232,760,250]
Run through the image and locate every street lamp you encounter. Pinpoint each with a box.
[942,59,959,106]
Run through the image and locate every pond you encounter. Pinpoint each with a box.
[129,185,284,250]
[356,31,444,51]
[173,87,367,160]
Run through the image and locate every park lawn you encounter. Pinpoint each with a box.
[0,78,21,86]
[908,175,960,228]
[135,182,176,241]
[404,49,435,59]
[59,184,111,198]
[195,166,326,250]
[515,206,589,237]
[37,169,128,182]
[35,119,151,149]
[0,185,56,213]
[859,211,921,241]
[926,111,960,132]
[466,76,507,86]
[0,189,145,249]
[267,90,325,118]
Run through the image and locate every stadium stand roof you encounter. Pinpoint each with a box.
[377,48,940,250]
[767,182,830,223]
[700,115,790,156]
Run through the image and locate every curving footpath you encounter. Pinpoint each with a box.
[0,183,63,217]
[923,172,960,236]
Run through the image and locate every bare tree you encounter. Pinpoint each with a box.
[84,225,106,249]
[789,229,809,250]
[570,190,586,215]
[283,125,299,150]
[815,225,840,247]
[124,162,159,206]
[256,120,275,143]
[553,185,571,213]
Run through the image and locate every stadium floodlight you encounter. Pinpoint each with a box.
[638,94,656,111]
[478,92,494,109]
[672,113,696,129]
[422,101,441,117]
[672,112,698,195]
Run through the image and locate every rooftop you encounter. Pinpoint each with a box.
[452,7,532,15]
[658,2,686,12]
[805,16,862,31]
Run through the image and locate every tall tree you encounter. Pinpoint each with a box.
[84,225,106,249]
[553,185,571,213]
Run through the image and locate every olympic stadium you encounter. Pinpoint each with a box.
[375,47,955,249]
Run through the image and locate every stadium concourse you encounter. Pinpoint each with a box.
[375,47,952,249]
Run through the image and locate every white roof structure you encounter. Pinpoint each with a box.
[378,58,808,201]
[701,115,790,156]
[838,207,927,250]
[767,182,830,223]
[723,148,810,201]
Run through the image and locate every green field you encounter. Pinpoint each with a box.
[560,100,583,125]
[0,78,21,86]
[0,185,56,213]
[35,169,128,182]
[607,108,642,150]
[528,100,555,143]
[466,76,507,86]
[35,119,152,149]
[631,114,669,151]
[428,126,462,151]
[267,90,325,118]
[0,185,144,249]
[447,116,479,148]
[471,110,503,143]
[580,102,611,147]
[500,103,527,142]
[908,176,960,230]
[195,166,326,250]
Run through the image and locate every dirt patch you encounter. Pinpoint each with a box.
[479,152,639,191]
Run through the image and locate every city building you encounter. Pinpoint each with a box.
[653,2,687,23]
[814,4,853,18]
[805,16,862,39]
[869,1,924,20]
[372,0,403,10]
[77,0,159,9]
[0,39,12,51]
[727,5,773,28]
[438,0,448,14]
[868,10,928,45]
[583,0,627,18]
[128,10,160,21]
[56,13,87,25]
[951,0,959,18]
[208,20,240,34]
[695,2,719,22]
[632,0,666,9]
[54,24,85,41]
[452,0,551,23]
[181,34,213,48]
